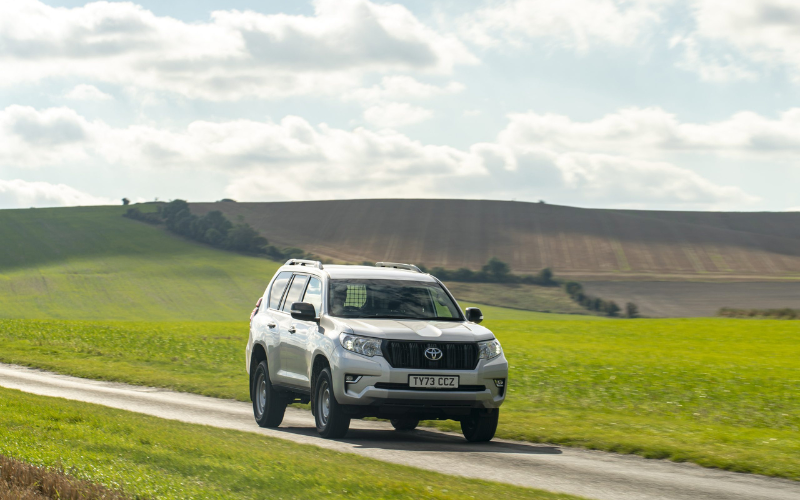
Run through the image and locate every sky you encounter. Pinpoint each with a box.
[1,0,799,211]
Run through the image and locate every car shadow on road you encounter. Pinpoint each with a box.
[276,425,562,455]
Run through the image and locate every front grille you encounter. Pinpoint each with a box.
[375,382,486,392]
[382,341,479,370]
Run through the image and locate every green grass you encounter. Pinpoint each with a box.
[0,388,581,500]
[0,206,280,321]
[1,316,798,479]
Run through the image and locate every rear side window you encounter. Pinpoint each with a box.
[268,272,292,309]
[302,277,322,317]
[281,274,310,312]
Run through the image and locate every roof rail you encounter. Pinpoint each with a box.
[375,262,422,273]
[285,259,324,269]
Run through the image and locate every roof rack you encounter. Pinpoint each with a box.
[285,259,324,269]
[375,262,422,273]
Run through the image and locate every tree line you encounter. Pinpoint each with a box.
[564,281,638,317]
[124,200,317,260]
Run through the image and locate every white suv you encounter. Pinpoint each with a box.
[246,260,508,442]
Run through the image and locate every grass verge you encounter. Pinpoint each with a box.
[0,455,132,500]
[0,387,581,500]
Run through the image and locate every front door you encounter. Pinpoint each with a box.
[287,276,322,387]
[278,274,309,387]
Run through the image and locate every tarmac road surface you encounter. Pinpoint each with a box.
[1,363,798,500]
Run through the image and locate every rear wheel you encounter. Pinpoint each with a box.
[390,418,419,431]
[252,361,287,428]
[460,409,499,442]
[314,368,350,439]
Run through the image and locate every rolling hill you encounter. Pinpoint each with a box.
[192,199,800,280]
[0,206,280,321]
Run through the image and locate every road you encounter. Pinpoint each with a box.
[1,363,798,500]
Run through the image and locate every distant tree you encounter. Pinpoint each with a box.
[482,257,510,281]
[122,198,130,206]
[538,200,546,204]
[226,224,267,252]
[537,267,555,285]
[604,301,621,317]
[204,228,224,246]
[565,281,583,297]
[219,198,237,202]
[625,302,639,318]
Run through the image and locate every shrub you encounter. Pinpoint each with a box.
[626,302,639,318]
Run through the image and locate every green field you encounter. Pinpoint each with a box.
[1,206,798,482]
[1,316,797,479]
[0,206,279,321]
[0,387,579,500]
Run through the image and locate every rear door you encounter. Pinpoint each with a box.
[278,273,309,387]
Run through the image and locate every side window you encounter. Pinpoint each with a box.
[282,275,310,312]
[302,277,322,317]
[268,272,293,310]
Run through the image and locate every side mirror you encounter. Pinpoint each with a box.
[290,302,317,321]
[465,307,483,324]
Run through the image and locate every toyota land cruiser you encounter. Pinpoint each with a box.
[246,259,508,442]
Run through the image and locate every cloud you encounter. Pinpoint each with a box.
[64,84,114,101]
[344,76,464,104]
[498,107,800,158]
[0,105,757,209]
[0,178,113,208]
[0,0,475,100]
[678,0,800,82]
[362,102,433,128]
[670,36,758,83]
[457,0,672,51]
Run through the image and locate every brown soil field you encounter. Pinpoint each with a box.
[192,199,800,280]
[581,281,800,317]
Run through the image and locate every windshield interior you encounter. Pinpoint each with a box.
[328,279,463,320]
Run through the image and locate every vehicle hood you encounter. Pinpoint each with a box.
[322,316,495,342]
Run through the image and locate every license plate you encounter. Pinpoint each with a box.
[408,375,459,389]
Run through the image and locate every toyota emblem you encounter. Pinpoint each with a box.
[424,347,443,361]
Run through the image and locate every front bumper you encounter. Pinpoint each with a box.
[331,346,508,412]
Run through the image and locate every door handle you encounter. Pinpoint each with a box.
[288,326,296,334]
[267,323,276,329]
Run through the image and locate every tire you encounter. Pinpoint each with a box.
[460,409,499,442]
[252,360,287,428]
[314,367,350,439]
[390,418,419,431]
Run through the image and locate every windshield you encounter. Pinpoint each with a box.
[328,279,463,321]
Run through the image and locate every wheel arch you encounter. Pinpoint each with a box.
[249,342,268,401]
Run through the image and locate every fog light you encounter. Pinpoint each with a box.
[345,375,362,384]
[494,378,505,387]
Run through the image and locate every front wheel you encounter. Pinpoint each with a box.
[314,368,351,439]
[390,418,419,431]
[460,409,499,442]
[252,360,287,428]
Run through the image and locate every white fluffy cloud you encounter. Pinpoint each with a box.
[0,178,113,208]
[498,107,800,157]
[677,0,800,82]
[0,0,476,100]
[458,0,672,51]
[0,105,759,209]
[64,84,113,101]
[362,102,433,128]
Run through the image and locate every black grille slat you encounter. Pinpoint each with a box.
[383,341,479,370]
[375,382,486,391]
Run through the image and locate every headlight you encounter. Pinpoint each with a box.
[478,339,502,359]
[339,333,383,357]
